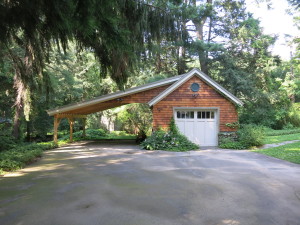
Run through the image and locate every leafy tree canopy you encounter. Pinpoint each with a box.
[0,0,179,87]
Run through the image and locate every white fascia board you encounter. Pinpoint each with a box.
[47,76,181,116]
[194,70,243,106]
[148,68,243,106]
[148,68,199,106]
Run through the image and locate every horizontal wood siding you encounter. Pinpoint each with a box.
[152,76,238,132]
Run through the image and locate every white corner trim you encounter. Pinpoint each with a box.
[47,75,181,116]
[148,68,243,106]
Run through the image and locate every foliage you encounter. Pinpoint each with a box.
[286,104,300,127]
[253,141,300,164]
[60,129,135,142]
[264,133,300,145]
[219,139,247,150]
[169,117,180,135]
[237,124,265,148]
[60,129,108,141]
[141,130,199,151]
[225,122,240,129]
[0,0,180,86]
[0,124,17,151]
[0,142,57,173]
[141,118,199,151]
[265,128,300,136]
[117,104,152,135]
[219,124,265,149]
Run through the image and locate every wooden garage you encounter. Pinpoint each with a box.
[47,68,243,146]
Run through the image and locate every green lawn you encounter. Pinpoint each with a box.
[253,141,300,164]
[264,133,300,144]
[265,128,300,136]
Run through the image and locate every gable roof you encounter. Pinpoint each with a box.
[148,68,243,106]
[47,68,243,116]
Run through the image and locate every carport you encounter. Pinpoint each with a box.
[47,68,243,146]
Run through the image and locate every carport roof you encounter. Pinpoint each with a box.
[47,68,243,116]
[47,74,182,116]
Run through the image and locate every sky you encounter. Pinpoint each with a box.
[245,0,299,60]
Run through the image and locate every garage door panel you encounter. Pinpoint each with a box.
[175,109,218,146]
[195,121,206,145]
[176,121,185,135]
[204,121,217,146]
[184,121,194,141]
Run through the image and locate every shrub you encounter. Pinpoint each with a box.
[0,141,59,173]
[60,128,107,141]
[141,118,199,151]
[219,136,246,149]
[238,124,265,148]
[0,135,17,151]
[219,124,265,149]
[141,130,199,151]
[219,141,247,149]
[0,124,17,151]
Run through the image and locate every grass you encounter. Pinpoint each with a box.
[264,133,300,144]
[253,141,300,164]
[264,128,300,136]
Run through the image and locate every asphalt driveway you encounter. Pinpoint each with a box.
[1,141,300,225]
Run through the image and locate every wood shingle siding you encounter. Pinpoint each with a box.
[152,76,238,132]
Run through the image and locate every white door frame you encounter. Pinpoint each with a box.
[173,107,220,146]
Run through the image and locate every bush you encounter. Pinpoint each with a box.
[0,135,17,151]
[141,130,199,151]
[219,136,246,149]
[238,124,265,148]
[0,124,17,151]
[141,119,199,151]
[0,141,59,173]
[219,141,247,149]
[60,128,107,141]
[219,124,265,149]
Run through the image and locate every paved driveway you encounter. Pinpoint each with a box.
[1,141,300,225]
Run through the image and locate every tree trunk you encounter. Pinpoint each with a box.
[191,0,212,74]
[155,52,162,74]
[26,120,31,142]
[13,103,23,140]
[12,74,25,139]
[177,20,187,74]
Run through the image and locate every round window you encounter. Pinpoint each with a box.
[190,83,200,92]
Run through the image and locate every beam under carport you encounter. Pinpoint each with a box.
[53,114,87,144]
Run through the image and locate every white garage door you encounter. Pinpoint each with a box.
[175,109,218,146]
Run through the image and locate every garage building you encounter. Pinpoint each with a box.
[47,68,243,146]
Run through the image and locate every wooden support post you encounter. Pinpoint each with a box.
[68,118,75,143]
[82,118,86,137]
[53,116,61,144]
